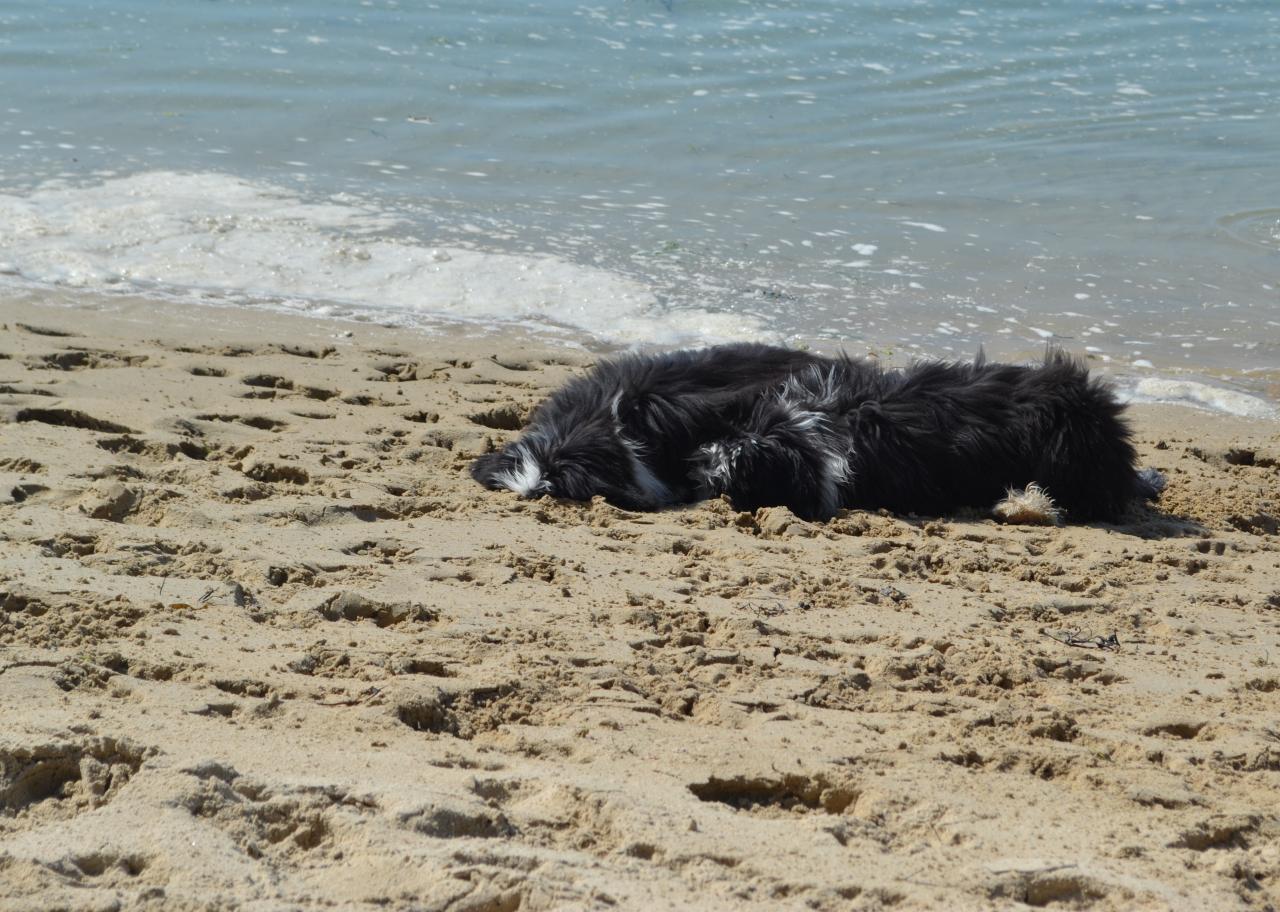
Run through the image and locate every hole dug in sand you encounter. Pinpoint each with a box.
[688,773,858,815]
[53,852,152,886]
[15,408,137,435]
[181,765,340,861]
[0,738,149,821]
[317,592,438,628]
[396,683,539,740]
[987,867,1112,907]
[467,404,527,431]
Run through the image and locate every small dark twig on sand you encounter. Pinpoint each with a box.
[317,686,381,707]
[1043,628,1121,652]
[0,659,62,675]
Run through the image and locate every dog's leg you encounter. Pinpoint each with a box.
[690,400,848,520]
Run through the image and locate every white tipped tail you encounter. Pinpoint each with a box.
[1136,466,1166,500]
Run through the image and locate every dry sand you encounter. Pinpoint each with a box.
[2,295,1279,912]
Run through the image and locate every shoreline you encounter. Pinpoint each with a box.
[5,281,1278,416]
[2,295,1279,910]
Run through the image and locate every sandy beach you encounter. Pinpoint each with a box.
[2,295,1279,911]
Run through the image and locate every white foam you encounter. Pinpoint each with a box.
[0,171,769,347]
[1124,378,1277,419]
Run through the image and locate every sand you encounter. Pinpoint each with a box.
[2,295,1279,912]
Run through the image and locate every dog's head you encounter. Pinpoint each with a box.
[470,419,666,510]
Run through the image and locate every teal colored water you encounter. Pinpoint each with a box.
[1,0,1278,397]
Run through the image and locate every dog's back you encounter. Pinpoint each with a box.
[832,352,1139,520]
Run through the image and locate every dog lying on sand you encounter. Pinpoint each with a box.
[471,344,1164,524]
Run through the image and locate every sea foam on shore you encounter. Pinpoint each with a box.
[0,171,768,347]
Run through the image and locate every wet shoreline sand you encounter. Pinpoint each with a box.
[2,296,1279,910]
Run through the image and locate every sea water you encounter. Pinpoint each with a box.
[1,0,1277,411]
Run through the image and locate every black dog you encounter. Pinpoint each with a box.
[470,344,1163,523]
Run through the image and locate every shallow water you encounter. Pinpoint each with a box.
[1,0,1278,405]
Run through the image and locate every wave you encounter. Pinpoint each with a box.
[1121,377,1276,419]
[0,171,770,347]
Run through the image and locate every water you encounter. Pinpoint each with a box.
[2,0,1278,407]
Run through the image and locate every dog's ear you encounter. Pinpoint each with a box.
[613,390,704,444]
[607,393,646,441]
[470,451,507,486]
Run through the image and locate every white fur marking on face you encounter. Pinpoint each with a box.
[493,445,549,498]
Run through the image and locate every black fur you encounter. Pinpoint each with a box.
[471,344,1159,523]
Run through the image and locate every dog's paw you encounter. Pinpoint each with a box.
[992,483,1061,525]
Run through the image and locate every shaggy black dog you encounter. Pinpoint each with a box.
[470,344,1163,523]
